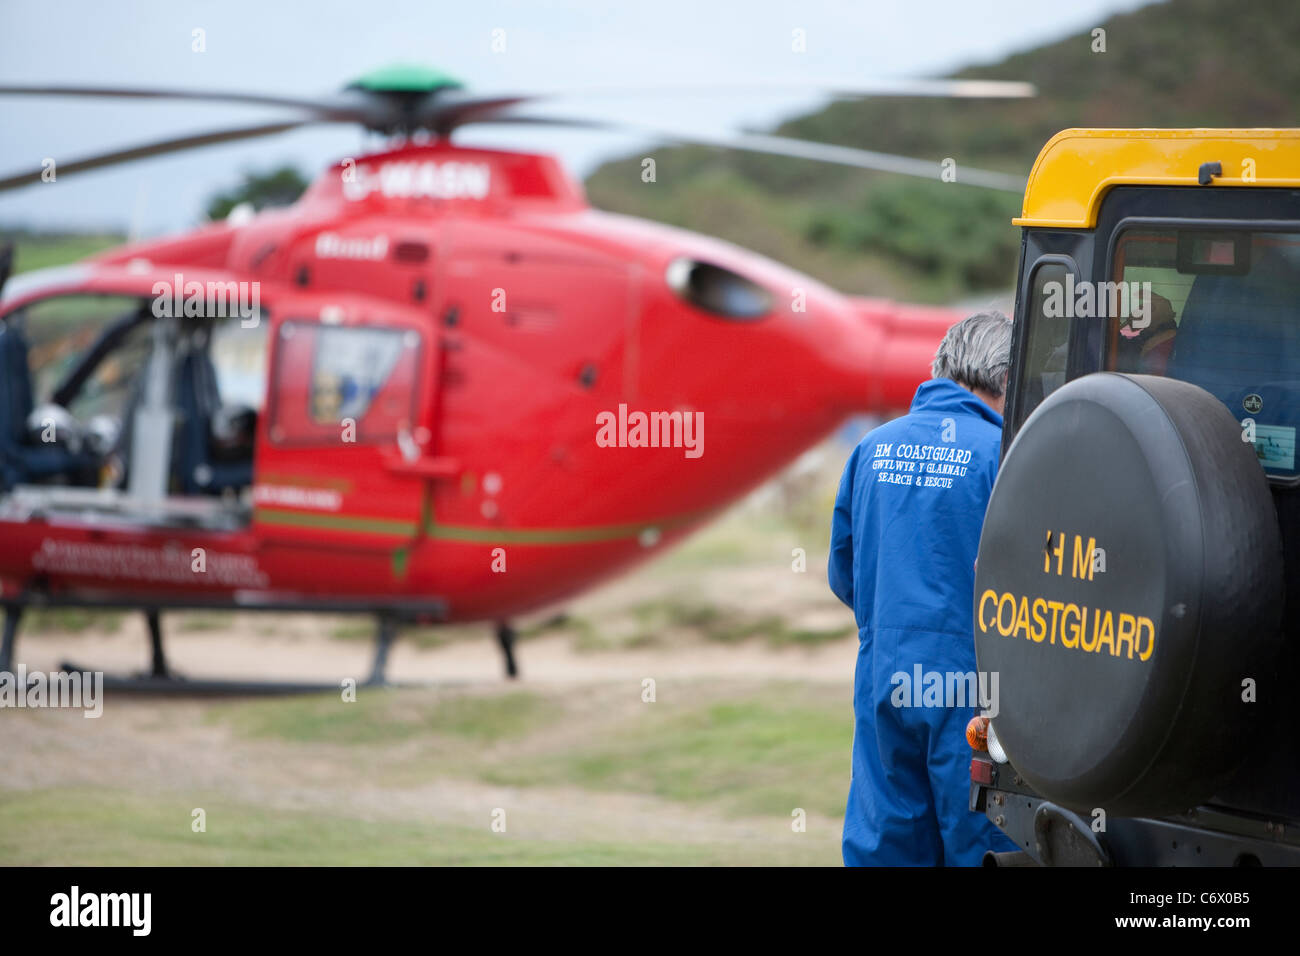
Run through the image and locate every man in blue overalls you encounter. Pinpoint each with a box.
[829,311,1019,866]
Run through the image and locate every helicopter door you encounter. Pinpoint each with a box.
[254,305,440,550]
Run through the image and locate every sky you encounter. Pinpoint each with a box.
[0,0,1157,235]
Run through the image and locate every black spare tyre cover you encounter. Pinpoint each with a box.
[975,373,1283,817]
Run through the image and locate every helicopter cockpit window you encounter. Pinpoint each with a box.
[10,294,146,407]
[270,321,420,445]
[1107,228,1300,478]
[66,320,153,422]
[0,293,148,492]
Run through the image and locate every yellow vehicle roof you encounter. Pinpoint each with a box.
[1015,128,1300,229]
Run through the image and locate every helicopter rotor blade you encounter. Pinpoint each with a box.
[0,120,313,193]
[401,78,1035,130]
[523,78,1036,101]
[0,84,371,120]
[648,127,1028,192]
[0,84,538,134]
[465,115,1028,193]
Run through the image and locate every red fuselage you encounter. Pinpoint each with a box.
[0,142,958,621]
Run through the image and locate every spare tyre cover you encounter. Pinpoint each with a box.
[975,372,1284,817]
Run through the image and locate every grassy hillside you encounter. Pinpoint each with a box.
[0,230,123,275]
[586,0,1300,303]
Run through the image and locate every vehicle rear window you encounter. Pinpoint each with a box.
[1108,228,1300,478]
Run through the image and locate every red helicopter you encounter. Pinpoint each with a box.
[0,67,1030,689]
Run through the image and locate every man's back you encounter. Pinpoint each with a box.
[830,377,1003,644]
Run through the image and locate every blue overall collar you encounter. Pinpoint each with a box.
[909,377,1003,428]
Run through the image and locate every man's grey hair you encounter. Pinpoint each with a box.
[931,310,1013,398]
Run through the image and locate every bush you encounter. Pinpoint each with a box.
[806,182,1021,290]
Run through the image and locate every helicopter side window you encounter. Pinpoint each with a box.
[209,314,269,413]
[270,321,419,445]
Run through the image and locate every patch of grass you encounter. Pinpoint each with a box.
[767,625,854,648]
[426,691,560,742]
[390,624,455,650]
[327,619,480,649]
[208,688,561,746]
[705,612,785,645]
[209,690,415,745]
[23,608,124,635]
[174,613,235,632]
[3,234,124,274]
[0,789,832,865]
[564,615,653,653]
[663,533,756,567]
[328,620,373,641]
[517,613,575,639]
[484,682,852,819]
[616,598,850,649]
[663,511,801,568]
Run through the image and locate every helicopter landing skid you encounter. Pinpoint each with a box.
[3,599,520,692]
[41,608,405,696]
[54,666,365,696]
